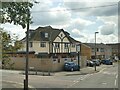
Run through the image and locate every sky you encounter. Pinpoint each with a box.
[1,0,119,44]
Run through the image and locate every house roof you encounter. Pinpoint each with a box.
[30,26,61,41]
[21,26,80,44]
[84,43,111,48]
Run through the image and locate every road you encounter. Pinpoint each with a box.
[1,63,119,89]
[67,64,118,88]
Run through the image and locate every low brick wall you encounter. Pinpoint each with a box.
[9,56,87,71]
[10,57,65,72]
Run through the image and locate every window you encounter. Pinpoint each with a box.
[29,42,33,47]
[61,34,63,37]
[45,33,48,38]
[65,43,69,48]
[100,48,104,52]
[71,44,75,48]
[40,42,46,47]
[92,48,94,52]
[55,43,59,48]
[97,48,99,52]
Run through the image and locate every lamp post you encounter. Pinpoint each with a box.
[24,7,30,90]
[95,32,99,71]
[24,2,39,90]
[76,44,81,70]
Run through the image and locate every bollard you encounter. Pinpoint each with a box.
[24,79,26,90]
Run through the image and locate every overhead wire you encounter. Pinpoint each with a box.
[31,3,118,13]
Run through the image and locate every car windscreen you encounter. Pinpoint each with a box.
[65,62,75,65]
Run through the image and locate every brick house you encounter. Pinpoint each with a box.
[107,43,120,60]
[84,43,112,59]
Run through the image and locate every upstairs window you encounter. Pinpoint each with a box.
[92,48,94,52]
[45,33,48,38]
[29,42,33,47]
[55,43,59,48]
[100,48,104,52]
[65,43,69,48]
[61,34,63,37]
[97,48,99,52]
[71,44,75,48]
[40,42,46,47]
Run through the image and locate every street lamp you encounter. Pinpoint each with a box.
[95,32,99,71]
[76,43,81,70]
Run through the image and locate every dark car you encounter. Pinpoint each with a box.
[104,59,113,65]
[101,60,106,64]
[64,62,80,71]
[87,61,94,67]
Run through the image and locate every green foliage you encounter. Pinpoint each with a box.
[1,2,33,28]
[1,29,22,69]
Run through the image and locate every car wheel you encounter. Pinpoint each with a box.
[71,68,74,71]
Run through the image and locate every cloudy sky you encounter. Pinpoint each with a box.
[1,0,119,44]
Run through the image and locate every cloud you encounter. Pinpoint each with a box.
[63,1,118,16]
[65,18,94,32]
[98,34,118,43]
[99,23,115,35]
[86,34,118,43]
[31,2,71,26]
[1,23,26,40]
[71,29,84,38]
[1,0,118,44]
[86,2,118,16]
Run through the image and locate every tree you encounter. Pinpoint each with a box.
[1,29,23,69]
[1,29,12,69]
[1,2,33,28]
[0,1,34,69]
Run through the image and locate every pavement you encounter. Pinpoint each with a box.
[20,65,103,76]
[54,66,101,76]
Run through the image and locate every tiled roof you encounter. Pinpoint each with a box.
[21,26,80,44]
[84,43,111,48]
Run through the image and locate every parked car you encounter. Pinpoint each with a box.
[101,60,106,64]
[92,60,100,66]
[86,60,94,67]
[104,59,113,65]
[98,60,102,65]
[64,62,80,71]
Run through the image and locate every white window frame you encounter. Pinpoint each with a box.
[45,33,48,38]
[40,42,46,47]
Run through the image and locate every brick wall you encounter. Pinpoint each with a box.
[8,56,87,71]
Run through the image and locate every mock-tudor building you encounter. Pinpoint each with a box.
[4,26,92,71]
[20,26,80,60]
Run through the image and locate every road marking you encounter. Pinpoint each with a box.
[102,82,107,85]
[99,68,106,73]
[67,74,92,88]
[116,75,118,79]
[114,79,117,86]
[2,80,36,89]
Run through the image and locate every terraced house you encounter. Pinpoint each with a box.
[84,43,112,59]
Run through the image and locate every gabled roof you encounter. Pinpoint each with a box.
[21,26,80,44]
[30,26,61,41]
